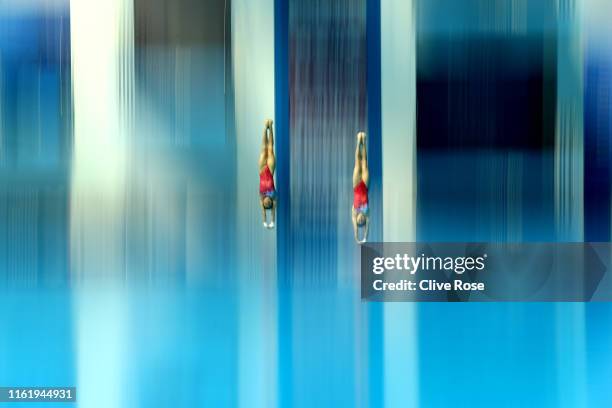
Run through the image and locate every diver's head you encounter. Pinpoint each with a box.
[356,213,366,227]
[263,196,273,209]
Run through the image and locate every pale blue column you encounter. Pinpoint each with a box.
[555,0,584,241]
[70,1,134,406]
[232,0,277,407]
[381,0,418,407]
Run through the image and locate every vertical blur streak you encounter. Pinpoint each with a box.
[232,0,278,406]
[70,0,133,279]
[380,0,418,407]
[0,2,71,285]
[284,0,367,406]
[70,0,134,406]
[0,0,75,392]
[289,0,367,283]
[555,0,584,241]
[554,2,587,408]
[416,1,564,406]
[0,54,2,156]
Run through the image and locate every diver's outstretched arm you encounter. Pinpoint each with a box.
[261,201,268,227]
[356,234,367,244]
[362,218,369,243]
[352,212,369,245]
[269,200,276,229]
[351,209,358,242]
[355,228,367,244]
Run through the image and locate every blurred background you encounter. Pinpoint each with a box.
[0,0,611,407]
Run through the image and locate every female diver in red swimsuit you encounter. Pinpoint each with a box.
[259,119,276,228]
[352,131,369,243]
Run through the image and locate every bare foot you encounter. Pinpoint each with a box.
[358,132,366,144]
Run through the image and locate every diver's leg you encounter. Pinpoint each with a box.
[267,119,274,146]
[263,119,271,144]
[353,133,362,187]
[359,132,369,186]
[259,122,269,170]
[259,151,268,172]
[267,125,276,174]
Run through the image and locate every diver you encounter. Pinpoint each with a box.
[352,131,369,244]
[259,119,276,228]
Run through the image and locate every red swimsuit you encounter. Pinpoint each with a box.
[260,165,275,196]
[353,180,368,209]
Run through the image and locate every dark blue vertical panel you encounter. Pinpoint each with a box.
[276,0,371,405]
[584,55,612,242]
[275,0,290,277]
[366,0,382,243]
[416,34,556,241]
[414,3,560,406]
[274,1,292,407]
[365,1,383,407]
[0,14,71,167]
[584,51,612,408]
